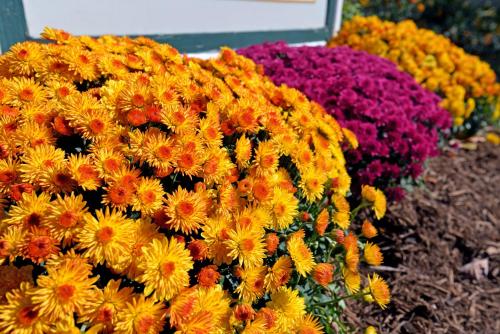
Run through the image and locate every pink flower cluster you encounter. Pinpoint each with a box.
[239,42,452,200]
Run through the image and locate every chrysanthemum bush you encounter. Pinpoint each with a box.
[329,16,500,136]
[239,42,451,200]
[0,29,390,333]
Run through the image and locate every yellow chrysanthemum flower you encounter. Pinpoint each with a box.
[266,287,306,332]
[18,144,66,184]
[299,167,326,203]
[5,77,46,107]
[234,135,253,169]
[79,279,134,331]
[361,185,386,219]
[46,193,88,247]
[164,186,207,234]
[201,215,233,266]
[364,242,384,266]
[330,16,500,125]
[295,314,324,334]
[235,265,267,303]
[1,42,45,76]
[264,256,292,292]
[270,187,299,230]
[30,261,98,321]
[226,225,266,269]
[287,232,315,277]
[131,177,165,215]
[76,207,136,266]
[0,282,50,334]
[118,219,162,279]
[114,295,166,334]
[367,273,391,309]
[3,191,52,228]
[343,268,361,293]
[137,237,193,301]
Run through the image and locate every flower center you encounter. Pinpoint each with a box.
[140,190,156,204]
[177,201,194,217]
[0,170,16,183]
[132,94,145,107]
[273,203,286,217]
[178,153,195,169]
[103,158,120,172]
[19,88,34,101]
[53,172,73,187]
[56,284,76,302]
[261,155,276,169]
[17,49,29,59]
[241,239,255,252]
[17,305,38,325]
[136,314,155,334]
[78,164,98,181]
[89,119,105,134]
[161,261,176,278]
[27,236,52,257]
[97,226,114,243]
[56,86,70,98]
[96,305,114,323]
[108,185,130,205]
[78,55,90,64]
[157,145,172,160]
[59,211,78,228]
[24,213,42,226]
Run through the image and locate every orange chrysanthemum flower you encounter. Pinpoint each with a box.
[21,227,59,264]
[197,265,221,288]
[265,233,279,255]
[361,219,378,239]
[312,263,334,288]
[364,242,384,266]
[315,208,329,236]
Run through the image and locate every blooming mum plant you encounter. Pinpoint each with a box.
[0,29,390,334]
[238,42,451,200]
[329,16,500,136]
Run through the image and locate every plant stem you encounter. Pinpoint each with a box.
[310,291,371,307]
[350,200,371,220]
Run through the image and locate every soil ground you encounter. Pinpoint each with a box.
[345,142,500,333]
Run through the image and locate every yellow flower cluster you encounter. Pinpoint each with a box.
[0,28,389,333]
[329,16,500,126]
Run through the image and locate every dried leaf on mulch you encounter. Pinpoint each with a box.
[344,142,500,334]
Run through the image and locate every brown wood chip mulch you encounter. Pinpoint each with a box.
[344,142,500,334]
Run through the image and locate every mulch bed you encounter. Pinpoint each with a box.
[345,141,500,333]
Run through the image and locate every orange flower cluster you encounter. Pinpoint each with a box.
[0,28,389,333]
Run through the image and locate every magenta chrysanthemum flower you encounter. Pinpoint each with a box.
[239,42,452,200]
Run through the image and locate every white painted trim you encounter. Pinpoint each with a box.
[333,0,344,35]
[188,40,327,59]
